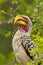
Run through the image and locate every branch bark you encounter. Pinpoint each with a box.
[0,20,8,25]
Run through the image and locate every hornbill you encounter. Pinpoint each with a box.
[12,14,38,65]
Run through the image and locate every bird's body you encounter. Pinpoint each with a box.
[12,15,37,65]
[12,30,29,65]
[12,30,35,65]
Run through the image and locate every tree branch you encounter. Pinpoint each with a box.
[0,21,8,25]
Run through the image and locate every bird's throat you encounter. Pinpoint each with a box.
[18,25,29,32]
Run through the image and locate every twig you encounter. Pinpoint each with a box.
[0,21,8,25]
[13,6,20,13]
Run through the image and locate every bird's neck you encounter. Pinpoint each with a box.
[18,25,29,32]
[17,25,32,37]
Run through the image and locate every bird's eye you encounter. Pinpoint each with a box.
[23,17,29,23]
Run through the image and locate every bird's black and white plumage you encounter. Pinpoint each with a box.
[12,14,37,65]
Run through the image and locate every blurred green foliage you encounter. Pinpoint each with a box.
[0,0,43,65]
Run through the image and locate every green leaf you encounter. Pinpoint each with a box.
[5,31,12,37]
[26,62,32,65]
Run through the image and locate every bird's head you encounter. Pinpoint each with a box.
[13,14,32,36]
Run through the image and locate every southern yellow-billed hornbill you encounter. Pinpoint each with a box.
[12,14,38,65]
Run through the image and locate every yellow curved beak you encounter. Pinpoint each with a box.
[14,15,27,26]
[16,21,27,26]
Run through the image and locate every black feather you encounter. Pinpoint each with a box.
[21,36,34,60]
